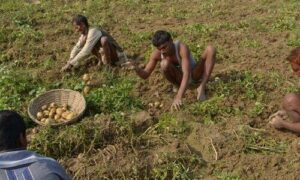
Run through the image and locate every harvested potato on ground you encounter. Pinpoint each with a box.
[154,101,160,108]
[82,74,90,82]
[83,86,91,94]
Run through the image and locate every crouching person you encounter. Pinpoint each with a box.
[0,110,71,180]
[61,14,124,72]
[270,47,300,133]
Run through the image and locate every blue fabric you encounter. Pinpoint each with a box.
[6,170,16,180]
[0,150,71,180]
[22,168,33,180]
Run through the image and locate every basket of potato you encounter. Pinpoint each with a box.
[28,89,86,126]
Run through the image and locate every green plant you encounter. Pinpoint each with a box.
[156,113,189,135]
[86,78,142,114]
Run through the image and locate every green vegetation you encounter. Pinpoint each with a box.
[1,0,300,179]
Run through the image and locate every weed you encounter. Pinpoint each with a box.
[188,96,230,125]
[86,77,142,114]
[0,67,45,112]
[241,39,261,48]
[239,125,288,154]
[29,118,119,159]
[156,113,189,135]
[152,153,205,179]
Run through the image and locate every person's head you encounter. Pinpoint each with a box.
[0,110,27,151]
[287,47,300,76]
[72,15,89,34]
[152,30,173,54]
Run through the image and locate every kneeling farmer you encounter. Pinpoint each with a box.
[132,30,216,110]
[62,15,123,71]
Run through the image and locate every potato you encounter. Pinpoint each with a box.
[66,112,75,120]
[50,108,56,114]
[45,118,53,125]
[86,81,92,86]
[148,103,153,107]
[62,103,68,109]
[54,114,61,121]
[41,105,48,110]
[41,118,46,123]
[82,74,90,82]
[43,110,50,117]
[61,111,69,119]
[154,101,160,108]
[36,112,43,119]
[49,111,55,118]
[62,107,67,112]
[83,86,91,94]
[56,108,63,115]
[50,102,56,108]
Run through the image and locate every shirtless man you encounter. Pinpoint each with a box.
[61,15,123,71]
[131,30,216,111]
[270,47,300,133]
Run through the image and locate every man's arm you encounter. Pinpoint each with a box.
[175,43,191,101]
[135,51,160,79]
[69,35,84,60]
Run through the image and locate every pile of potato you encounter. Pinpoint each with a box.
[82,73,91,95]
[36,102,77,125]
[148,101,163,109]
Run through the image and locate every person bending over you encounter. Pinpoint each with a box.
[61,14,123,71]
[130,30,216,111]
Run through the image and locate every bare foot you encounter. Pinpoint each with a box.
[197,86,206,101]
[269,116,285,129]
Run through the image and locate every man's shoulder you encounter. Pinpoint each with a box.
[89,27,101,33]
[176,40,188,48]
[30,158,70,179]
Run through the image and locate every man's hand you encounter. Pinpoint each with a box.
[61,62,72,72]
[121,60,138,70]
[171,98,183,112]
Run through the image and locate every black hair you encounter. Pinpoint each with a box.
[152,30,172,47]
[287,47,300,62]
[72,14,89,28]
[0,110,26,151]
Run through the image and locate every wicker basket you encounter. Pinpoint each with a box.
[28,89,86,127]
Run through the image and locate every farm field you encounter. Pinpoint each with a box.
[1,0,300,179]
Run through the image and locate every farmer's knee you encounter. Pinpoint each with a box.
[206,45,216,56]
[160,60,170,72]
[283,93,299,110]
[101,36,109,47]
